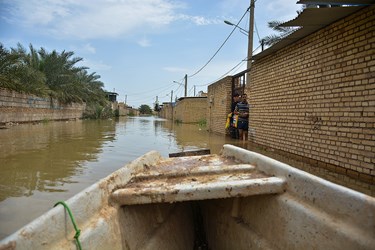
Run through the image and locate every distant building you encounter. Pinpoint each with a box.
[106,92,118,102]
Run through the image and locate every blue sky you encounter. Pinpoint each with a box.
[0,0,301,108]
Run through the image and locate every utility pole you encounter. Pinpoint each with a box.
[125,95,127,105]
[247,0,255,83]
[184,74,187,97]
[170,90,173,103]
[194,85,196,97]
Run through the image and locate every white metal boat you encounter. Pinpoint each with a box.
[0,144,374,249]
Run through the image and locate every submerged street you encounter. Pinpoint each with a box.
[0,116,237,239]
[0,116,373,239]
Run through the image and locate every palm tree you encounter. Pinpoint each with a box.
[76,69,107,105]
[261,6,308,47]
[37,48,88,103]
[261,20,299,47]
[2,43,110,111]
[10,43,48,96]
[262,5,342,47]
[0,43,22,90]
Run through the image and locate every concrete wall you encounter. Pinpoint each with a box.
[117,102,140,116]
[174,97,207,123]
[248,6,375,178]
[207,76,232,134]
[0,88,85,124]
[159,102,174,120]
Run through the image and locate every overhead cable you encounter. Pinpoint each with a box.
[187,6,250,78]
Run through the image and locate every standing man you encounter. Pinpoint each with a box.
[229,92,240,139]
[234,93,249,141]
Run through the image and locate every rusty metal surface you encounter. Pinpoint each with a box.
[111,154,286,205]
[169,148,211,157]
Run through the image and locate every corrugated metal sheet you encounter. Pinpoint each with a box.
[252,4,371,60]
[297,0,375,5]
[280,6,364,27]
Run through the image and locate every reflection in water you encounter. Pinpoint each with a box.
[0,120,116,201]
[0,116,372,239]
[0,116,233,239]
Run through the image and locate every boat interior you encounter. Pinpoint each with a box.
[1,145,374,250]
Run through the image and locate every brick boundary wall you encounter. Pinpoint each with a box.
[0,88,86,124]
[248,6,374,181]
[174,97,207,123]
[207,76,232,134]
[160,103,174,120]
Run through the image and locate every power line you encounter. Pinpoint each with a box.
[187,6,250,78]
[193,41,262,88]
[126,81,177,96]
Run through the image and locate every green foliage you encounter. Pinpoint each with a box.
[261,7,303,47]
[139,104,152,115]
[0,42,108,106]
[42,117,50,124]
[197,118,207,127]
[83,104,114,119]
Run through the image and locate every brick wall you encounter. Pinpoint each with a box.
[249,6,375,178]
[207,76,232,134]
[160,103,174,120]
[174,97,207,123]
[117,103,139,116]
[0,88,86,123]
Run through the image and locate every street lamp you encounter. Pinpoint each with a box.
[173,74,188,97]
[224,20,249,36]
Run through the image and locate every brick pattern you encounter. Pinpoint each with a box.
[207,76,232,134]
[174,97,207,123]
[160,103,174,120]
[117,102,140,116]
[0,88,86,123]
[249,6,375,177]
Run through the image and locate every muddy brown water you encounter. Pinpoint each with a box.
[0,116,373,239]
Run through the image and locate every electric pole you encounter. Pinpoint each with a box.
[184,74,187,97]
[170,90,173,103]
[247,0,255,83]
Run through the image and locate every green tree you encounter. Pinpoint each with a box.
[76,69,107,105]
[1,42,112,119]
[10,43,48,96]
[0,43,46,95]
[0,43,22,90]
[261,8,304,47]
[261,21,298,47]
[37,48,87,103]
[139,104,152,115]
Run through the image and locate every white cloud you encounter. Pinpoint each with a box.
[2,0,223,40]
[83,43,96,54]
[162,66,189,73]
[137,38,151,47]
[176,14,220,26]
[79,58,112,71]
[265,0,301,21]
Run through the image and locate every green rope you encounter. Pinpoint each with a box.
[54,201,82,250]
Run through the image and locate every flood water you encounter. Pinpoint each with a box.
[0,116,373,239]
[0,116,240,239]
